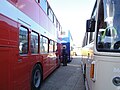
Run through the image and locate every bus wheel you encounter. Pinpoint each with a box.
[31,64,42,90]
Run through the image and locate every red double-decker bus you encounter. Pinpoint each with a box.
[0,0,62,90]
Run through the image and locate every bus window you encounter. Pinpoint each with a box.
[54,16,57,26]
[97,0,120,51]
[49,40,54,53]
[40,35,48,53]
[35,0,40,3]
[19,26,28,54]
[53,42,57,52]
[40,0,47,14]
[31,31,39,54]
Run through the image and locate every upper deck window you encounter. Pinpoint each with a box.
[36,0,40,3]
[40,0,47,14]
[47,7,54,22]
[36,0,47,14]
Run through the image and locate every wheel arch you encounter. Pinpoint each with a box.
[30,62,43,90]
[34,62,43,80]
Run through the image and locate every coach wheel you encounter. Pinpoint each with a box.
[31,64,42,90]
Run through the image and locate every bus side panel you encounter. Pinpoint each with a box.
[84,56,120,90]
[41,54,51,80]
[93,56,120,90]
[0,15,18,90]
[0,47,13,90]
[0,48,18,90]
[8,0,40,24]
[81,55,94,90]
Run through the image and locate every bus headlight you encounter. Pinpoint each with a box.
[112,77,120,86]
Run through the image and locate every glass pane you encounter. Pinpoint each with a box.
[19,27,28,54]
[49,40,53,52]
[31,31,39,54]
[40,36,48,53]
[97,0,120,51]
[54,42,57,52]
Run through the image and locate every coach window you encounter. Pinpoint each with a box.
[40,36,48,53]
[31,31,39,54]
[19,26,28,54]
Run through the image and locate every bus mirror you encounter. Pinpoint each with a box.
[86,19,95,32]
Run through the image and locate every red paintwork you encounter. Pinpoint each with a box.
[0,14,18,90]
[0,0,61,90]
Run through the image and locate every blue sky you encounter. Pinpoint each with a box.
[48,0,96,46]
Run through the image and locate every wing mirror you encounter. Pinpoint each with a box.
[86,19,95,32]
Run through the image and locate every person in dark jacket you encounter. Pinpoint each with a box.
[61,45,68,66]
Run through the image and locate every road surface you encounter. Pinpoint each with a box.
[40,56,85,90]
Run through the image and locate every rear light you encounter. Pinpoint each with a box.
[90,63,94,78]
[90,61,95,80]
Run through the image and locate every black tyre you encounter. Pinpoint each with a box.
[31,64,42,90]
[83,64,86,82]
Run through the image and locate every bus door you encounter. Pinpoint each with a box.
[14,26,30,89]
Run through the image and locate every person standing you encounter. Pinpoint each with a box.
[62,45,68,66]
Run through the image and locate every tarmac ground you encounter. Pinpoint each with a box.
[40,56,85,90]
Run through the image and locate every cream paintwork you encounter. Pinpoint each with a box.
[92,55,120,90]
[85,0,120,90]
